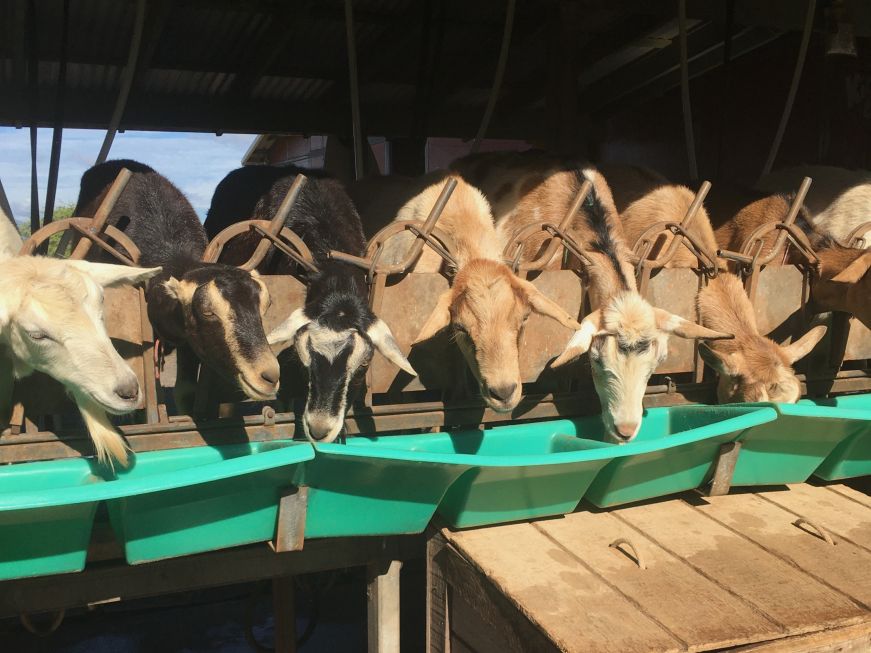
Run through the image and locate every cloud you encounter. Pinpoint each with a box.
[0,127,255,223]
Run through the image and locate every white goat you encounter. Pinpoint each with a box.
[0,208,22,260]
[0,257,160,466]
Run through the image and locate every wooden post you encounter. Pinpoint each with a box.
[426,526,450,653]
[272,575,297,653]
[367,559,402,653]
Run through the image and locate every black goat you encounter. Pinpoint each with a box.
[205,166,415,442]
[75,160,280,413]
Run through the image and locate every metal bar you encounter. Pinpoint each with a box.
[678,0,698,181]
[67,223,136,265]
[761,0,816,176]
[753,176,812,266]
[26,0,39,233]
[470,0,516,154]
[70,168,133,259]
[43,0,70,225]
[241,174,308,269]
[96,0,147,164]
[0,178,15,224]
[344,0,364,180]
[706,441,741,496]
[273,575,297,653]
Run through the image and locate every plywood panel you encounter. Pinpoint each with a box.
[645,268,702,375]
[449,522,683,653]
[535,512,783,650]
[614,499,866,633]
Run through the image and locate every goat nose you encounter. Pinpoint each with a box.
[615,422,639,441]
[114,378,140,402]
[488,383,517,403]
[260,368,279,386]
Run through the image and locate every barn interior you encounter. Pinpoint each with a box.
[1,0,871,651]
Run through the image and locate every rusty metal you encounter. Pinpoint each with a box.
[846,220,871,249]
[72,168,133,259]
[502,180,593,272]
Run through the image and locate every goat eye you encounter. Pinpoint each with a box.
[27,331,48,341]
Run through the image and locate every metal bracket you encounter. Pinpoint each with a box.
[706,441,742,496]
[272,485,309,553]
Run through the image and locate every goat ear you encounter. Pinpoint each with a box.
[162,276,182,301]
[831,254,871,283]
[551,309,606,368]
[66,261,162,288]
[413,289,453,344]
[267,308,310,350]
[654,308,733,340]
[782,325,827,363]
[368,318,417,376]
[514,278,582,330]
[698,342,732,375]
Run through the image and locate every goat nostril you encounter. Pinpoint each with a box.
[261,369,279,386]
[614,422,638,441]
[114,379,139,402]
[487,383,517,402]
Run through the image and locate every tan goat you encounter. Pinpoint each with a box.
[697,273,826,403]
[352,174,581,413]
[710,193,871,331]
[451,150,731,442]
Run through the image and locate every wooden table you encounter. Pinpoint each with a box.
[427,482,871,652]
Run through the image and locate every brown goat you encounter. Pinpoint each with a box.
[451,150,730,442]
[697,273,826,403]
[351,174,580,413]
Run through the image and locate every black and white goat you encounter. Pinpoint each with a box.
[205,166,414,442]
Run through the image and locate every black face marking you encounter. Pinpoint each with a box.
[617,337,652,355]
[572,170,631,291]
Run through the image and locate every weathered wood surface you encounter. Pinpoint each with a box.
[442,483,871,652]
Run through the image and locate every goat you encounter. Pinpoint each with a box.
[710,192,871,332]
[0,207,22,260]
[352,175,581,413]
[74,160,280,413]
[451,150,731,442]
[757,165,871,246]
[204,166,414,443]
[0,257,160,466]
[697,273,826,403]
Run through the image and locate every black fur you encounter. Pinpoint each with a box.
[74,160,272,395]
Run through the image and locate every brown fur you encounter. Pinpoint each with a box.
[597,164,671,212]
[620,185,720,269]
[698,273,825,403]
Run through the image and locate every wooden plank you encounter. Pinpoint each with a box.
[367,559,402,653]
[535,511,783,650]
[448,522,683,653]
[426,527,450,653]
[614,499,867,634]
[696,491,871,608]
[821,482,871,510]
[273,575,297,653]
[729,619,871,652]
[757,485,871,552]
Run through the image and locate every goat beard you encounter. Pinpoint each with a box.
[74,393,131,470]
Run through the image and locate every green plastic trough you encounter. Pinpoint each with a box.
[802,394,871,481]
[0,441,313,577]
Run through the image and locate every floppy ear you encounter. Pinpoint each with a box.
[551,309,607,368]
[367,318,417,376]
[654,308,733,340]
[514,277,582,330]
[782,325,827,363]
[267,308,311,350]
[162,277,183,301]
[413,289,453,344]
[831,253,871,283]
[65,261,162,288]
[698,342,733,375]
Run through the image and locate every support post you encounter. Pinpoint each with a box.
[43,0,70,225]
[272,575,297,653]
[344,0,364,181]
[426,525,450,653]
[706,441,742,496]
[367,559,402,653]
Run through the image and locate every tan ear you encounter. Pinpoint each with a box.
[514,277,582,330]
[831,253,871,283]
[162,277,183,300]
[413,289,453,344]
[654,308,733,340]
[551,309,607,368]
[782,325,827,363]
[698,342,734,375]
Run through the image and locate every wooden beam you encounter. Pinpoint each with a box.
[367,559,403,653]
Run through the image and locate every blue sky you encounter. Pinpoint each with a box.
[0,127,256,223]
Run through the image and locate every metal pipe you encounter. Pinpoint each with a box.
[44,0,70,225]
[26,0,39,233]
[96,0,146,164]
[678,0,698,181]
[241,174,308,270]
[344,0,364,180]
[761,0,816,177]
[470,0,516,154]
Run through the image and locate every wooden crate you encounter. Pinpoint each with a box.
[428,483,871,652]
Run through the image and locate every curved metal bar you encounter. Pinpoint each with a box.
[847,220,871,248]
[70,167,133,260]
[203,219,317,273]
[20,218,142,265]
[502,180,593,272]
[609,538,647,570]
[331,221,457,275]
[20,609,65,637]
[793,518,835,546]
